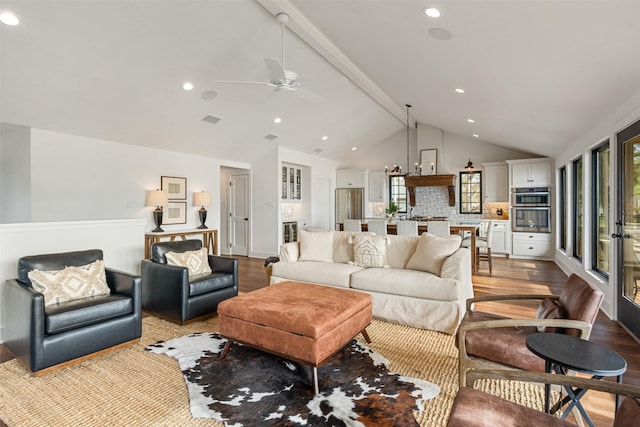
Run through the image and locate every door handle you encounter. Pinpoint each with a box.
[611,233,622,239]
[244,218,248,221]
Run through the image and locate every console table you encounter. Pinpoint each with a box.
[526,332,627,426]
[144,229,218,259]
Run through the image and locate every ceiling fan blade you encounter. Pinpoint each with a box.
[216,80,276,88]
[264,57,286,84]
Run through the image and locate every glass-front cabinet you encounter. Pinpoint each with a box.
[281,164,302,201]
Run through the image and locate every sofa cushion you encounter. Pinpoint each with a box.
[271,261,363,288]
[386,235,420,269]
[165,247,212,278]
[406,232,461,276]
[298,230,334,262]
[189,272,235,296]
[352,234,388,268]
[351,268,460,301]
[28,259,111,306]
[44,294,133,334]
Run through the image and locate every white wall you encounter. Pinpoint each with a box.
[0,123,31,223]
[553,89,640,319]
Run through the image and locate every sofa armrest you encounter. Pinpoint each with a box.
[140,259,190,308]
[441,247,473,301]
[208,255,237,275]
[105,267,141,314]
[1,279,45,370]
[279,242,300,262]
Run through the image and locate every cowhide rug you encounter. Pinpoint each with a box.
[146,332,439,427]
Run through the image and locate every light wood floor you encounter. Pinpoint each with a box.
[1,256,638,426]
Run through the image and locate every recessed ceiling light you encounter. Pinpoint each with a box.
[352,147,357,151]
[182,82,194,91]
[425,8,441,18]
[274,117,282,124]
[473,134,479,138]
[467,119,475,123]
[322,136,328,141]
[0,12,19,26]
[455,88,465,94]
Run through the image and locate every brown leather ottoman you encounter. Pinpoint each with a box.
[218,281,372,394]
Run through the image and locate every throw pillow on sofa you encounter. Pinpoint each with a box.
[165,247,212,278]
[28,259,111,306]
[406,232,461,276]
[298,230,334,262]
[350,234,389,268]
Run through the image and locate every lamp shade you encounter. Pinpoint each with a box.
[193,191,211,208]
[145,189,168,207]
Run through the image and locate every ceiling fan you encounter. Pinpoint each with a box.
[217,13,319,98]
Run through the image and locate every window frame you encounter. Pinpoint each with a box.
[388,175,408,214]
[591,141,610,279]
[572,156,583,261]
[559,165,567,251]
[459,170,483,214]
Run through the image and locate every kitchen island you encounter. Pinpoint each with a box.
[338,221,479,273]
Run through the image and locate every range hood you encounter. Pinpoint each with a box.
[404,174,457,207]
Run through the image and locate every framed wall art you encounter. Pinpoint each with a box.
[161,176,187,200]
[164,201,187,225]
[420,149,437,175]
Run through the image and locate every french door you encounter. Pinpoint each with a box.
[617,118,640,339]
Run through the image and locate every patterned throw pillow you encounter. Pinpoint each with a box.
[28,259,111,306]
[165,247,212,278]
[351,235,388,268]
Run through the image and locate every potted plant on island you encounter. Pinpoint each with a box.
[386,201,399,220]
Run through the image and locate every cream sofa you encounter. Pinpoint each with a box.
[270,230,474,334]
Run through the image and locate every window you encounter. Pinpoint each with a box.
[459,171,482,214]
[388,176,407,213]
[573,157,583,260]
[559,166,567,250]
[592,142,610,277]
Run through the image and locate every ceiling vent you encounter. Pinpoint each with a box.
[264,134,278,141]
[202,115,222,125]
[314,148,323,153]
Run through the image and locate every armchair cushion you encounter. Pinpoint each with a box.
[189,273,235,297]
[559,273,603,336]
[616,397,640,427]
[27,259,110,306]
[45,294,133,334]
[447,386,572,427]
[165,247,212,277]
[461,310,544,372]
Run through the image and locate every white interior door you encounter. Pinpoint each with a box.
[313,177,331,230]
[229,174,249,256]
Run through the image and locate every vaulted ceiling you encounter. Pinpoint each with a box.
[1,0,639,164]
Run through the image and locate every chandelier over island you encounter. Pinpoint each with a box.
[385,104,422,177]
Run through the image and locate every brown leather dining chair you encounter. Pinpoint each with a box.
[457,273,604,387]
[448,369,640,427]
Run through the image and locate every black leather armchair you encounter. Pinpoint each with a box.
[141,240,238,324]
[1,249,142,375]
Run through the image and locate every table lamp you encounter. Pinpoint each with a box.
[193,191,211,229]
[146,189,169,232]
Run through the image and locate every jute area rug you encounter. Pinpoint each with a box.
[0,316,549,426]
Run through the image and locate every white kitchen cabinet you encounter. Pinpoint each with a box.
[336,169,365,188]
[490,220,510,255]
[368,171,387,202]
[512,232,551,259]
[482,162,509,202]
[281,164,302,201]
[508,159,552,188]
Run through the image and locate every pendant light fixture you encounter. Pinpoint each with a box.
[386,104,421,176]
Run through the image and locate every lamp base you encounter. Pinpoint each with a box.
[152,208,164,233]
[197,208,208,229]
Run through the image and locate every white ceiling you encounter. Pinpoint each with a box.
[1,0,640,164]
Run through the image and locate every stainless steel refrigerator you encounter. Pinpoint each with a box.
[335,188,365,224]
